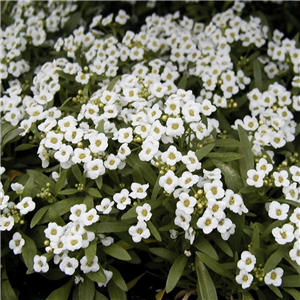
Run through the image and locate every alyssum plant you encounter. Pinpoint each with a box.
[0,1,299,300]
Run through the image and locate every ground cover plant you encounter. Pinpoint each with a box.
[1,1,300,300]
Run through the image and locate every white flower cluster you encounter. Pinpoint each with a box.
[236,250,285,289]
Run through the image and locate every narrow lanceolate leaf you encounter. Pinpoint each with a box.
[282,275,300,287]
[264,244,289,273]
[253,59,262,91]
[213,159,244,192]
[87,222,130,233]
[213,138,244,148]
[149,248,178,263]
[282,288,300,300]
[85,239,97,263]
[166,255,188,293]
[85,268,106,283]
[30,206,49,228]
[46,277,73,300]
[147,220,162,242]
[178,72,188,89]
[196,252,234,280]
[195,255,218,300]
[54,169,68,196]
[109,266,128,291]
[195,143,215,161]
[1,265,18,300]
[102,243,131,261]
[21,233,37,271]
[108,280,127,300]
[94,291,109,300]
[238,125,254,179]
[78,276,95,300]
[194,236,219,261]
[107,75,122,91]
[242,292,255,300]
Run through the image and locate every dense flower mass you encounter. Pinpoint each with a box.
[0,1,299,300]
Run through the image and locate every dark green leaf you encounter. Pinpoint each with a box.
[64,11,82,34]
[213,235,233,257]
[268,284,282,298]
[58,189,79,195]
[87,222,130,233]
[1,265,18,300]
[195,143,215,161]
[109,266,128,291]
[108,280,127,300]
[149,248,177,263]
[94,291,109,300]
[282,288,300,300]
[178,72,188,89]
[102,243,131,261]
[147,220,161,242]
[166,255,188,293]
[22,233,37,271]
[253,60,262,91]
[86,188,102,198]
[213,139,244,148]
[85,268,107,283]
[72,164,83,182]
[15,144,38,151]
[85,239,97,263]
[196,252,234,280]
[107,75,122,91]
[213,159,244,192]
[264,245,289,273]
[46,277,73,300]
[195,255,218,300]
[54,169,68,196]
[30,206,49,228]
[194,236,219,261]
[1,128,23,150]
[207,152,244,162]
[282,275,300,287]
[79,276,95,300]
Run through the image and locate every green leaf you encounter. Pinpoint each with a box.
[196,252,234,280]
[86,188,102,198]
[22,233,37,271]
[207,152,244,162]
[195,143,215,161]
[178,72,188,89]
[30,206,49,228]
[195,255,218,300]
[72,164,83,182]
[54,169,68,196]
[46,277,73,300]
[213,234,233,257]
[1,128,23,151]
[282,288,300,300]
[85,239,97,263]
[238,125,254,178]
[166,255,188,293]
[58,189,79,195]
[94,291,109,300]
[108,280,127,300]
[85,268,107,283]
[102,243,131,261]
[253,59,262,91]
[213,159,244,192]
[252,223,260,249]
[22,175,35,198]
[242,292,255,300]
[1,265,18,300]
[264,245,289,273]
[127,273,145,290]
[151,175,162,201]
[268,284,283,298]
[194,236,219,261]
[282,275,300,288]
[149,248,178,263]
[79,276,95,300]
[147,220,162,242]
[107,75,122,91]
[96,176,103,190]
[27,170,55,191]
[87,222,130,233]
[15,143,37,151]
[109,266,128,291]
[64,11,82,34]
[52,197,84,216]
[121,206,137,220]
[213,139,244,148]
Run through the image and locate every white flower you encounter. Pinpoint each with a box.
[85,159,105,179]
[237,251,257,272]
[199,99,216,116]
[290,166,300,183]
[174,209,192,230]
[81,208,99,226]
[204,180,225,200]
[136,203,152,221]
[181,151,202,172]
[70,204,87,222]
[206,198,226,220]
[267,201,289,220]
[236,270,253,289]
[96,198,114,214]
[0,191,10,210]
[273,170,290,187]
[97,269,113,287]
[289,242,300,266]
[9,232,25,255]
[178,171,199,189]
[159,170,179,194]
[129,221,150,243]
[246,169,265,188]
[59,256,79,275]
[161,145,182,166]
[256,158,273,175]
[11,183,24,193]
[104,154,121,170]
[72,148,92,164]
[64,233,83,251]
[89,133,108,153]
[44,222,64,243]
[272,224,295,245]
[196,211,218,234]
[290,207,300,225]
[264,268,284,287]
[113,189,131,210]
[16,197,36,215]
[177,193,197,215]
[80,255,99,273]
[44,132,64,150]
[33,255,49,273]
[98,234,114,246]
[130,183,149,199]
[54,144,73,163]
